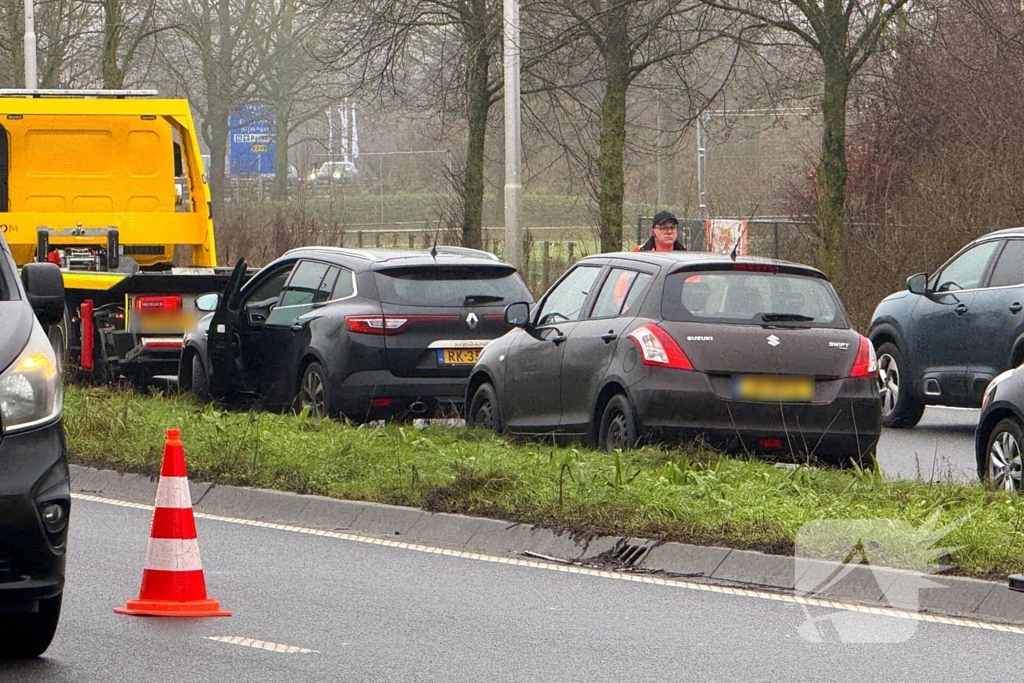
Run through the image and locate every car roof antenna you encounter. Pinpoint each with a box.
[430,239,438,261]
[729,205,757,262]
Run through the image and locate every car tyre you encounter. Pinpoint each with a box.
[598,394,639,452]
[0,594,62,659]
[190,352,210,400]
[298,362,333,418]
[982,417,1023,492]
[876,342,925,428]
[468,383,502,433]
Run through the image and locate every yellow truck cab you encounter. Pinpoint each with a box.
[0,89,234,384]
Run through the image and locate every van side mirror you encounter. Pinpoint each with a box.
[21,262,65,325]
[195,292,221,312]
[504,301,530,327]
[907,273,929,295]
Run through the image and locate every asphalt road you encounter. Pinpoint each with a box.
[3,496,1018,682]
[875,406,979,484]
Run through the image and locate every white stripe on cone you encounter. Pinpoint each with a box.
[155,476,193,509]
[144,538,203,572]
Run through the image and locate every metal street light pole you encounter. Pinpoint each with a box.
[503,0,523,269]
[23,0,37,89]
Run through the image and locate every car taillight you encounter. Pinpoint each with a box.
[626,324,693,370]
[850,336,878,378]
[346,315,409,335]
[135,295,182,311]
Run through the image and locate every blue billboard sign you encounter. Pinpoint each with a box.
[229,104,275,176]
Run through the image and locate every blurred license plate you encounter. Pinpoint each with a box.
[734,375,814,402]
[138,313,197,333]
[437,348,480,365]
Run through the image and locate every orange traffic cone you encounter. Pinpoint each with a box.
[115,428,231,617]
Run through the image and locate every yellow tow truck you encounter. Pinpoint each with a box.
[0,89,236,384]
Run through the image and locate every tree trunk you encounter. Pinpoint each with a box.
[8,0,24,88]
[597,9,630,253]
[101,0,125,88]
[461,0,491,250]
[815,4,851,290]
[207,95,230,225]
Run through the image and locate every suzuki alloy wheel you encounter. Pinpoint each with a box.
[298,362,333,418]
[599,394,639,452]
[876,342,925,428]
[468,383,501,433]
[986,418,1023,492]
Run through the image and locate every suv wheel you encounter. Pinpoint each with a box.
[0,594,62,659]
[877,342,925,428]
[983,417,1023,492]
[298,362,332,418]
[598,394,639,452]
[468,383,501,433]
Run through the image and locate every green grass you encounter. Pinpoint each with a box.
[64,385,1024,579]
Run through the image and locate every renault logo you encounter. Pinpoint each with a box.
[767,334,780,347]
[466,312,479,330]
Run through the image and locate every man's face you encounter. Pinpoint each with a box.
[653,222,678,249]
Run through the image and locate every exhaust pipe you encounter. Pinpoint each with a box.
[409,401,428,414]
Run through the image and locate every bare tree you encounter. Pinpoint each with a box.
[525,0,730,252]
[700,0,911,289]
[320,0,502,249]
[165,0,264,220]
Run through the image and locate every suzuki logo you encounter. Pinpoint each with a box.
[466,312,479,330]
[767,334,780,347]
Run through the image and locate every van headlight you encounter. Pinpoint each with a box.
[0,320,63,433]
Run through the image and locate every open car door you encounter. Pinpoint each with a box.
[207,257,248,399]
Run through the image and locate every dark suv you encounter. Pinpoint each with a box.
[868,228,1024,428]
[0,231,69,659]
[180,246,533,420]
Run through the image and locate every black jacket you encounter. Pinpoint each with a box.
[635,235,685,251]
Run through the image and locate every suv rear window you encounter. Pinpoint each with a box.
[374,265,530,307]
[662,269,847,328]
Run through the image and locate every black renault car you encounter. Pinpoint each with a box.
[869,227,1024,428]
[180,246,533,420]
[0,231,69,659]
[466,252,882,466]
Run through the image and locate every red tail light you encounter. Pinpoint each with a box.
[346,315,409,335]
[626,324,693,370]
[850,336,878,378]
[135,295,182,311]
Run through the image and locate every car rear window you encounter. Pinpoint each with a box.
[662,269,847,328]
[374,265,531,307]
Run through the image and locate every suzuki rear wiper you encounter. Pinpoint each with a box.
[761,312,815,322]
[464,294,505,304]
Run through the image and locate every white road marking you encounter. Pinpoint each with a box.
[75,492,1024,636]
[205,636,318,654]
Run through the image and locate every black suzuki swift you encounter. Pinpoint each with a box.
[0,231,68,659]
[467,252,882,467]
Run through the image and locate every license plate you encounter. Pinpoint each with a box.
[437,348,481,366]
[733,375,814,402]
[138,313,198,334]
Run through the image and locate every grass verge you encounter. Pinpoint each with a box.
[65,385,1024,580]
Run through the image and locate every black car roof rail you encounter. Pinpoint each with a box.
[283,246,377,261]
[432,246,500,261]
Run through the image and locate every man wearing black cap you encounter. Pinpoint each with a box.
[635,210,685,251]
